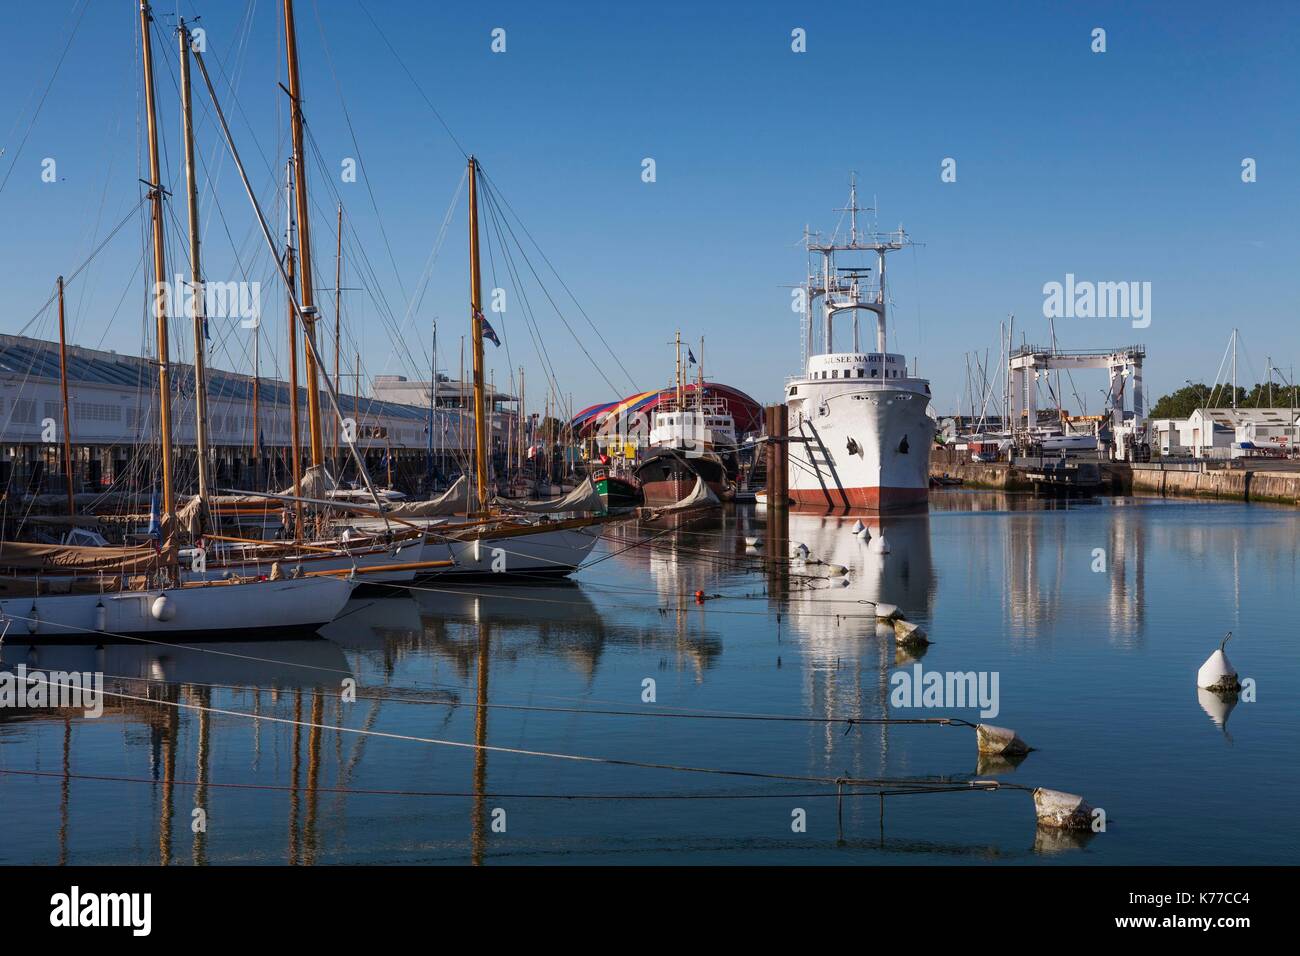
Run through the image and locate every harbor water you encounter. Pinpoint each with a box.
[1,492,1296,864]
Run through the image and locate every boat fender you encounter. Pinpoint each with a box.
[151,594,176,622]
[976,724,1032,756]
[1197,631,1241,692]
[94,600,108,633]
[26,603,39,635]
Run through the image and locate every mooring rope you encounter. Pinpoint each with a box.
[0,768,995,802]
[10,674,1023,795]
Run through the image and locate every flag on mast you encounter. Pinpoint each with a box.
[478,311,501,347]
[147,492,162,552]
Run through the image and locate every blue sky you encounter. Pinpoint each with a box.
[1,0,1296,417]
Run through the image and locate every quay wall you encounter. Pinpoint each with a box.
[1131,467,1300,504]
[928,460,1033,491]
[931,453,1300,505]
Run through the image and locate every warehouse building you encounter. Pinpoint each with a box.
[0,333,515,499]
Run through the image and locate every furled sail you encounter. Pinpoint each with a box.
[662,475,719,510]
[0,538,172,573]
[493,476,605,514]
[382,476,470,517]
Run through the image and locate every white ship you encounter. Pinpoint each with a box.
[783,183,935,511]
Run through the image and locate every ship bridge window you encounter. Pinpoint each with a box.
[832,369,839,379]
[857,369,864,378]
[789,386,798,396]
[871,369,879,378]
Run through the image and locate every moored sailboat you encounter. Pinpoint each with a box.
[0,2,356,641]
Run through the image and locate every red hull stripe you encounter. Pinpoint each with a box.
[787,486,929,509]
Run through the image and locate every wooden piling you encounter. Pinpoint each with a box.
[764,403,789,508]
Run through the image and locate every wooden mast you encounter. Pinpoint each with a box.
[283,0,326,470]
[55,276,75,517]
[467,156,489,513]
[333,202,342,474]
[139,1,176,532]
[251,315,260,486]
[179,19,211,506]
[285,160,303,536]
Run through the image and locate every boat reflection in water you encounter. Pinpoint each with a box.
[773,508,936,783]
[0,637,352,866]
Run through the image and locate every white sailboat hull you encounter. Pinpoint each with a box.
[185,537,426,586]
[423,525,602,579]
[0,576,355,642]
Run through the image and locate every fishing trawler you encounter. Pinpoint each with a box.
[634,333,735,507]
[783,183,935,510]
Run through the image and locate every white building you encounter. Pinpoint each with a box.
[1153,407,1300,458]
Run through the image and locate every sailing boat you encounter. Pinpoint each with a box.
[164,1,451,590]
[367,157,608,579]
[0,3,355,640]
[150,5,607,582]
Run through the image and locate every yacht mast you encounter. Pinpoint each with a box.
[283,0,326,469]
[333,202,343,471]
[285,159,303,533]
[139,1,176,530]
[179,19,211,506]
[56,276,75,517]
[468,156,489,512]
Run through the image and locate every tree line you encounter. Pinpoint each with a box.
[1149,382,1300,419]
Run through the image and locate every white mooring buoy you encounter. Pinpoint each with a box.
[976,724,1032,756]
[1197,631,1241,693]
[744,535,761,548]
[851,519,865,535]
[790,542,809,560]
[868,534,890,555]
[1032,788,1095,831]
[874,602,901,621]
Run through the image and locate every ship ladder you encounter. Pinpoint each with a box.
[798,419,850,509]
